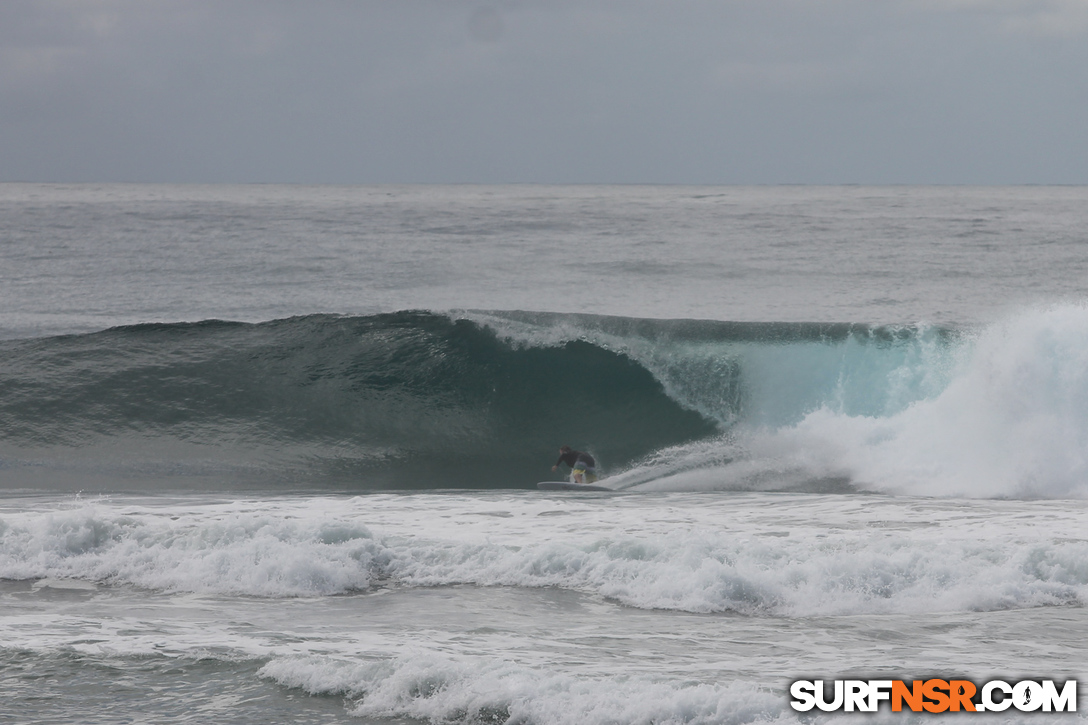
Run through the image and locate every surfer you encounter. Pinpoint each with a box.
[552,445,598,483]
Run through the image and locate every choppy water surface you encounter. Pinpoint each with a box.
[2,185,1088,723]
[2,492,1086,724]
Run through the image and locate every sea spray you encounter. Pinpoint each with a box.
[750,304,1088,498]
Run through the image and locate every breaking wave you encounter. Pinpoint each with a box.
[2,495,1086,615]
[1,304,1087,497]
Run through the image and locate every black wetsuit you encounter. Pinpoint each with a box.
[555,450,595,469]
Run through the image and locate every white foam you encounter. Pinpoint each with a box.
[756,304,1088,498]
[260,652,784,725]
[0,501,379,597]
[31,578,97,591]
[3,494,1087,617]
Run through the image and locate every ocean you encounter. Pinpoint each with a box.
[1,183,1087,724]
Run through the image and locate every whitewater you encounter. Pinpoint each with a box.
[2,184,1088,724]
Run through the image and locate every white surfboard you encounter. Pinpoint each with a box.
[536,481,614,492]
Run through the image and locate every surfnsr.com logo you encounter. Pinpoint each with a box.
[790,679,1077,713]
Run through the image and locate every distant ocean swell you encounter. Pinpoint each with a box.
[2,305,1088,497]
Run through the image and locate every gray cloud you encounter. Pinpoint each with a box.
[468,6,504,43]
[1,0,1086,183]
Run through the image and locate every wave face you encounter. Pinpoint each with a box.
[0,312,716,489]
[3,305,1088,497]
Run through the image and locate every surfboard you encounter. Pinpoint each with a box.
[537,481,614,492]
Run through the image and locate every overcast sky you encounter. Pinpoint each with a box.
[2,0,1087,184]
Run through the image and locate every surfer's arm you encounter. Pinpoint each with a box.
[553,451,577,470]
